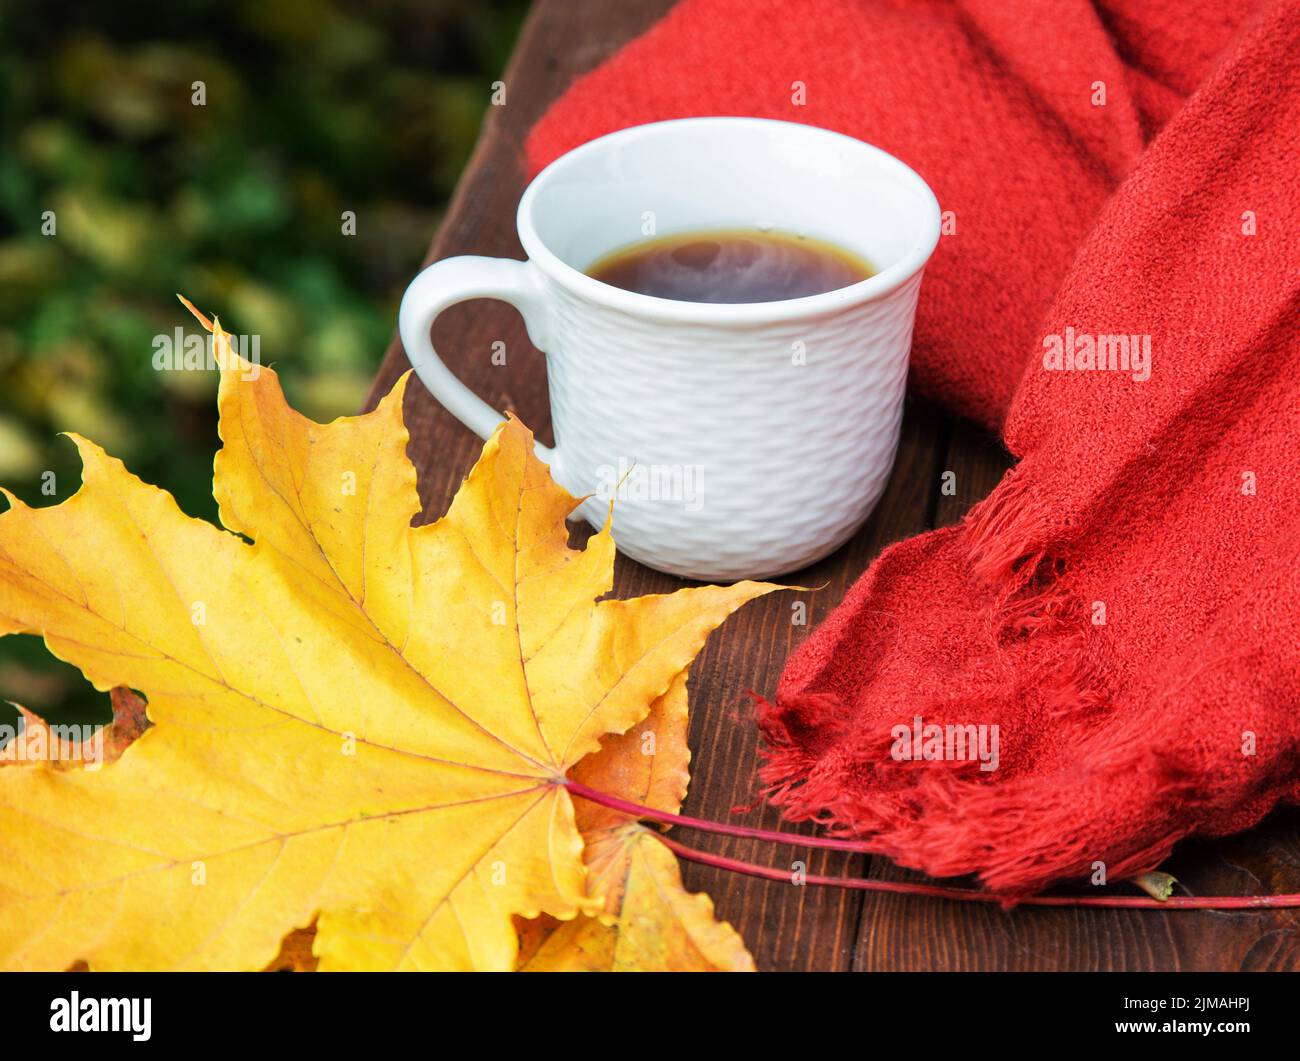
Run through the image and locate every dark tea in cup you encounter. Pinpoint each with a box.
[586,228,874,304]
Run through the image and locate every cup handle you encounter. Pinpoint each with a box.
[398,256,555,463]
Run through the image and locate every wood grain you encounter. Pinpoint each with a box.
[367,0,1299,971]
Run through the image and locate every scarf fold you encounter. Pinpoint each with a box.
[526,0,1300,894]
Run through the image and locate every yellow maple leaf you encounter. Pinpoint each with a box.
[254,676,750,972]
[516,671,755,971]
[0,313,775,971]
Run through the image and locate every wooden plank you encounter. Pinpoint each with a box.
[368,0,1298,969]
[855,810,1300,972]
[671,400,945,971]
[363,0,940,970]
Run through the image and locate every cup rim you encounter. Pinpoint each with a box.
[516,116,941,323]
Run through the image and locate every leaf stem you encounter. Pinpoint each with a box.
[655,834,1300,909]
[563,779,1300,909]
[563,778,877,852]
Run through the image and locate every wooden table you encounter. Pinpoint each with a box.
[366,0,1300,972]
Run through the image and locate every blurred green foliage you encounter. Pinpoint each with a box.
[0,0,527,727]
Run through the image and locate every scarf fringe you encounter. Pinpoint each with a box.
[756,467,1179,896]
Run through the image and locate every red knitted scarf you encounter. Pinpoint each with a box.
[526,0,1300,894]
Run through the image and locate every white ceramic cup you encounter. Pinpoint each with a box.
[399,117,940,580]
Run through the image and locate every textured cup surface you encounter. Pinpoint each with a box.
[401,118,941,580]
